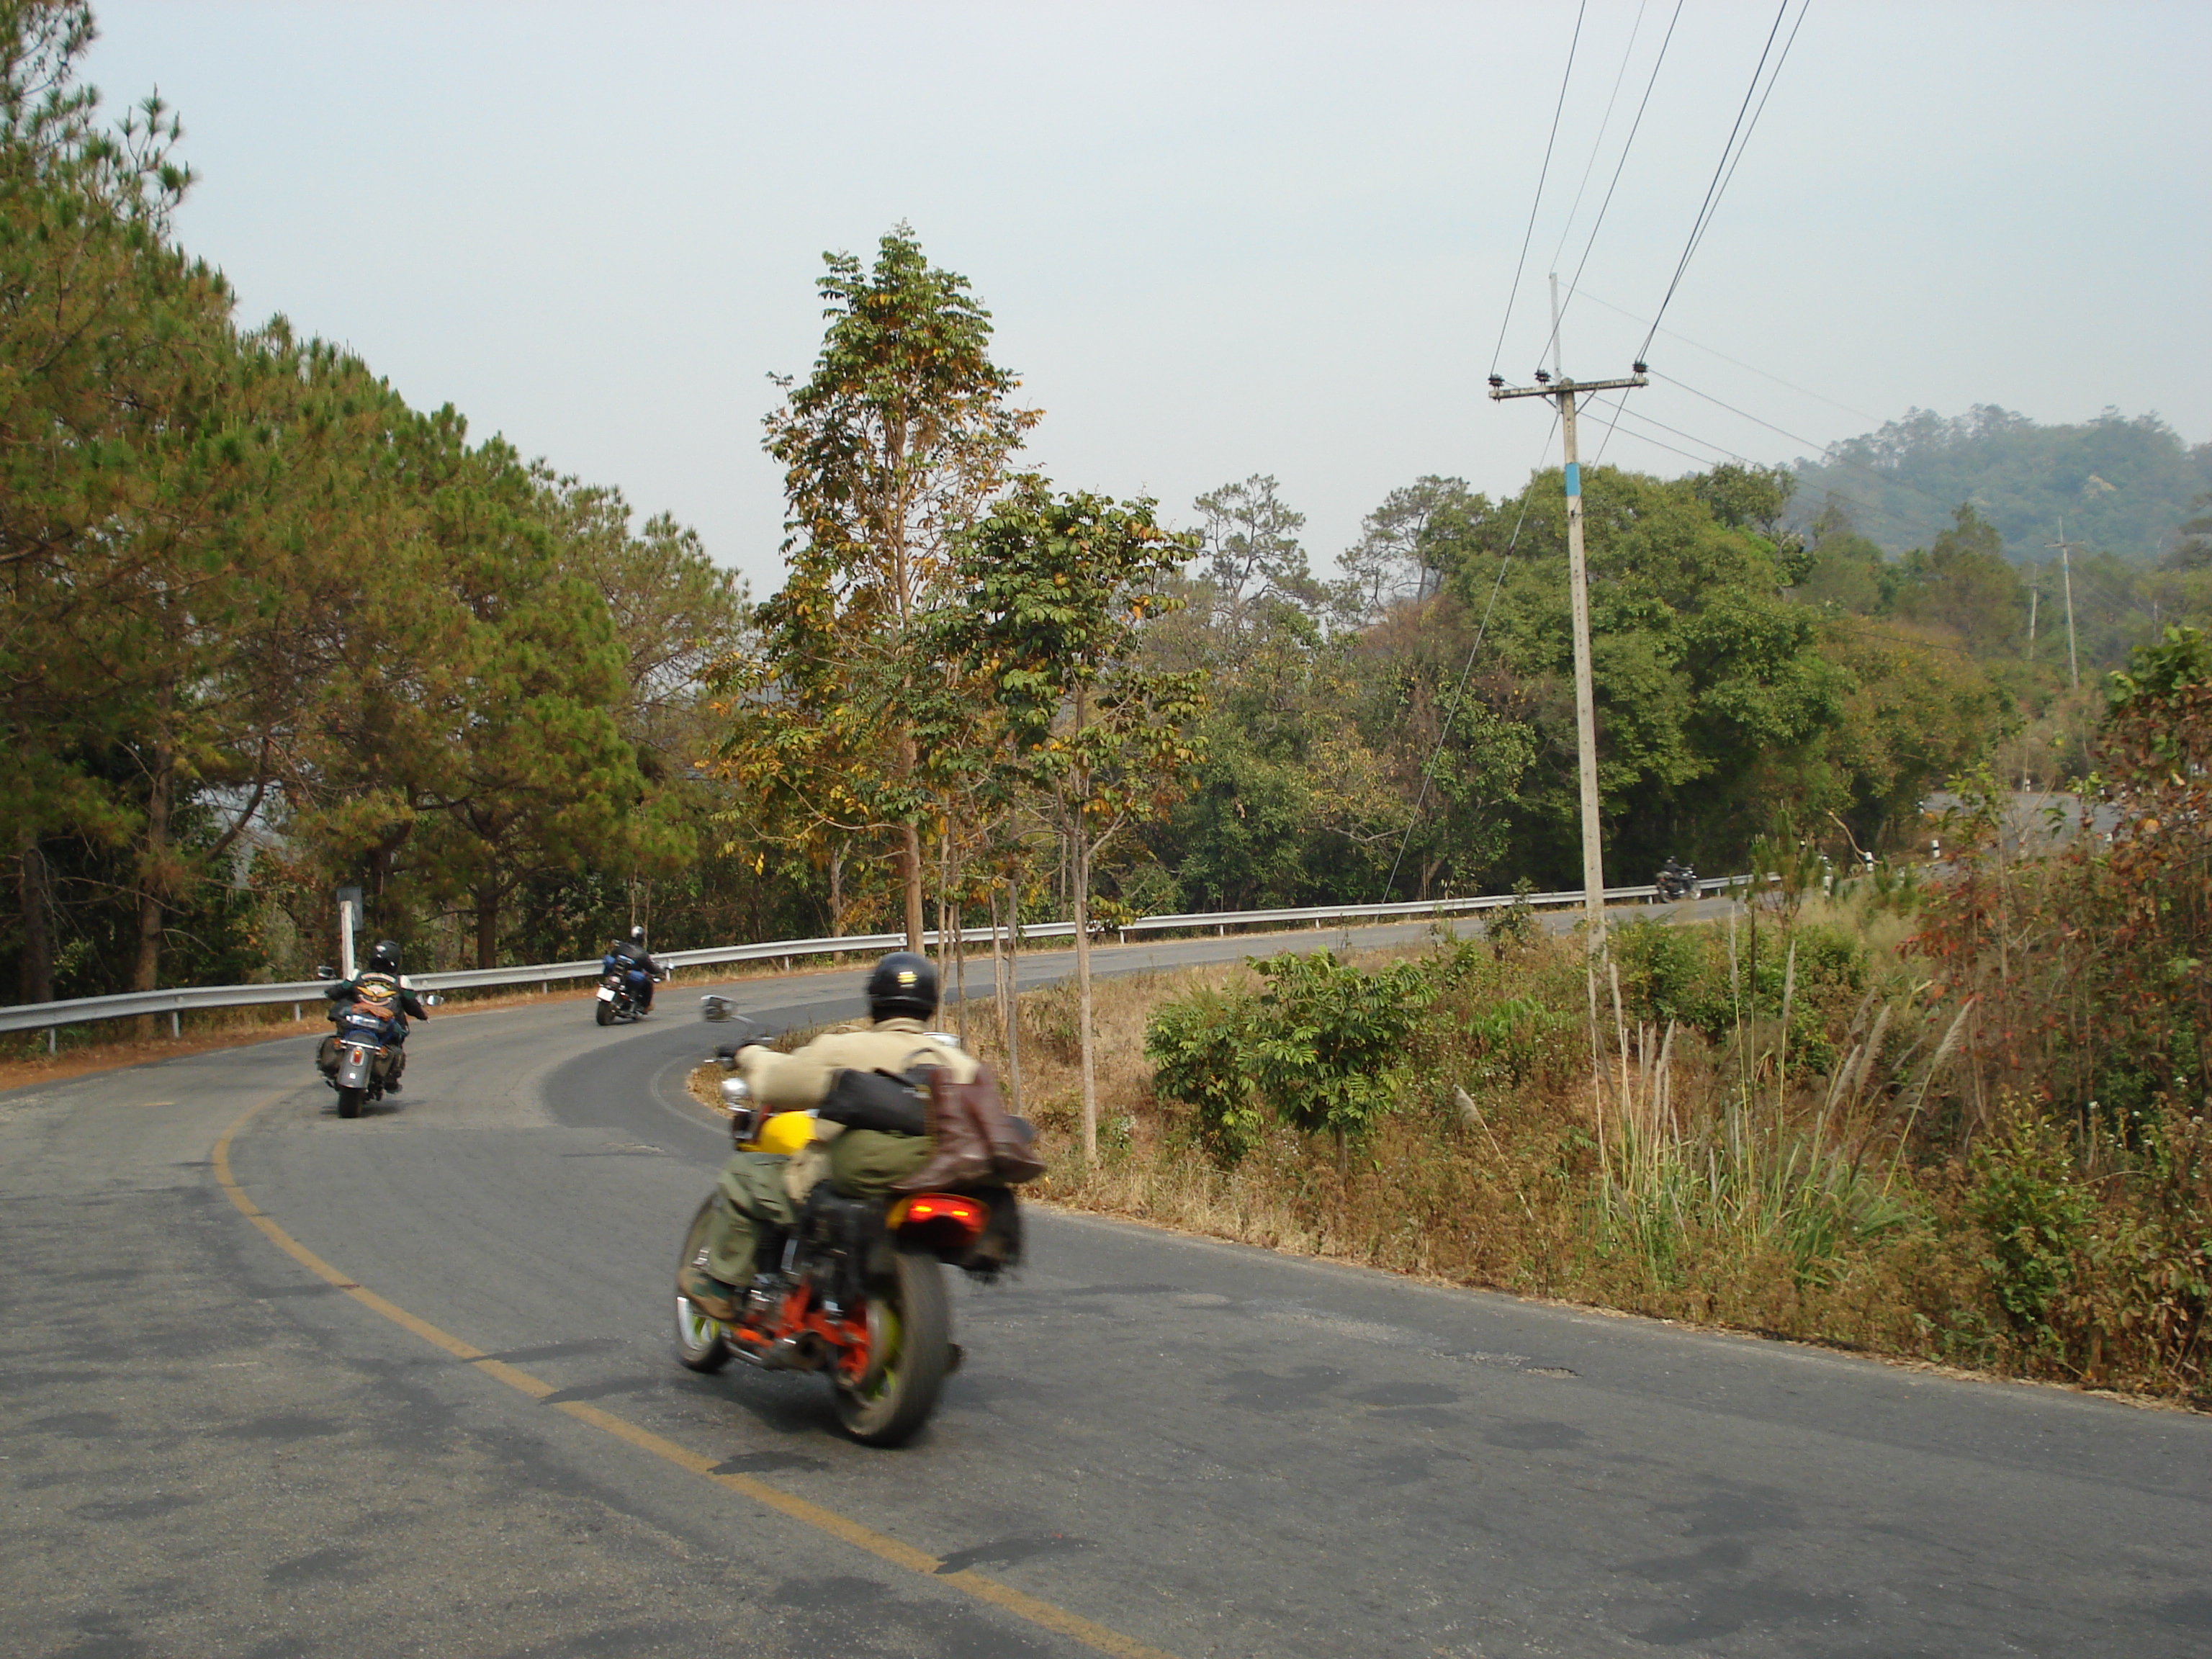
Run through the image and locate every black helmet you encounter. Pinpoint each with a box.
[865,951,938,1022]
[368,940,402,974]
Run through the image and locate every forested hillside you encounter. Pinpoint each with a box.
[8,0,2211,1010]
[1789,404,2211,563]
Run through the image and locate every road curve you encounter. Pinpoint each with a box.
[5,921,2211,1658]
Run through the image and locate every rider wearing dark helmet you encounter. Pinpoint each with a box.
[678,951,976,1323]
[603,924,661,1012]
[319,940,429,1093]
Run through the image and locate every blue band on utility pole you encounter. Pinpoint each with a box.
[1564,462,1581,497]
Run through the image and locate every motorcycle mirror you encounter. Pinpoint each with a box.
[421,994,444,1007]
[714,1043,739,1064]
[314,965,337,981]
[699,994,734,1022]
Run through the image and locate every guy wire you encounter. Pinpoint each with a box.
[1380,410,1560,904]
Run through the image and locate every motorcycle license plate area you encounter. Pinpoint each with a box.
[595,985,615,1001]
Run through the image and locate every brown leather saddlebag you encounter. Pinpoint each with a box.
[890,1064,1046,1192]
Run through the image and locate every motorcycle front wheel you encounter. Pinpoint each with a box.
[336,1085,364,1120]
[673,1197,732,1373]
[835,1245,950,1447]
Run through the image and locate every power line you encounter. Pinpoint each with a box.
[1643,375,2162,580]
[1653,371,1963,538]
[1577,288,1877,421]
[1381,411,1559,902]
[1521,405,2013,668]
[1657,371,1830,452]
[1489,2,1588,381]
[1535,0,1686,377]
[1637,0,1812,364]
[1670,0,1813,315]
[1586,394,1744,469]
[1587,394,1943,543]
[1545,0,1650,278]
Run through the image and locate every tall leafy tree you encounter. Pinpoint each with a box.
[1425,463,1852,879]
[1192,474,1321,645]
[400,441,649,968]
[0,4,192,997]
[727,227,1038,948]
[1889,503,2028,657]
[1335,475,1471,621]
[948,477,1204,1159]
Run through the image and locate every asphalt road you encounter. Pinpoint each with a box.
[5,917,2211,1658]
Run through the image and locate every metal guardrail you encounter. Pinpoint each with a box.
[0,875,1745,1037]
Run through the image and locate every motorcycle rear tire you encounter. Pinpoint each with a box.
[336,1085,365,1120]
[835,1245,950,1447]
[595,1001,614,1028]
[673,1197,732,1374]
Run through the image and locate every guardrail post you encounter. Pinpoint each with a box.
[48,1028,57,1053]
[292,1003,301,1022]
[169,1010,180,1039]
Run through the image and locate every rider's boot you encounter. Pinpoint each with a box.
[679,1263,742,1323]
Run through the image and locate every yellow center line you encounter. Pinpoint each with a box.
[211,1096,1174,1659]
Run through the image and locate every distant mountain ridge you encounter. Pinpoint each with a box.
[1786,405,2211,564]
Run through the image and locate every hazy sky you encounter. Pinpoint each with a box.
[84,1,2212,592]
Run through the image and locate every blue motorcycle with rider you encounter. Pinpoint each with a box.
[317,939,430,1118]
[596,926,662,1026]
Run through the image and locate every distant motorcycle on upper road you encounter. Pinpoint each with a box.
[1654,860,1698,903]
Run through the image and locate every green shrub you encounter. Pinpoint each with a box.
[1144,989,1264,1162]
[1967,1108,2092,1342]
[1248,952,1434,1146]
[1460,995,1573,1087]
[1145,950,1434,1162]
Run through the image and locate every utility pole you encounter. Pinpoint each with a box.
[2025,562,2038,665]
[1489,299,1647,949]
[2044,518,2081,689]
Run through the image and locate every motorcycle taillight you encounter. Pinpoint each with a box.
[889,1192,988,1242]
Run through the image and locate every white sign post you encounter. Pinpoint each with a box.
[336,886,363,981]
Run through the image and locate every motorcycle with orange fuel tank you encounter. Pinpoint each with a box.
[673,996,1030,1447]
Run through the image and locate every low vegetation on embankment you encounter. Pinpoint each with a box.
[958,638,2212,1403]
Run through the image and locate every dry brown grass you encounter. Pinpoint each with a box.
[932,930,2204,1406]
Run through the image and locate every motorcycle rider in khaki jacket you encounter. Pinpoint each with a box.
[679,952,974,1323]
